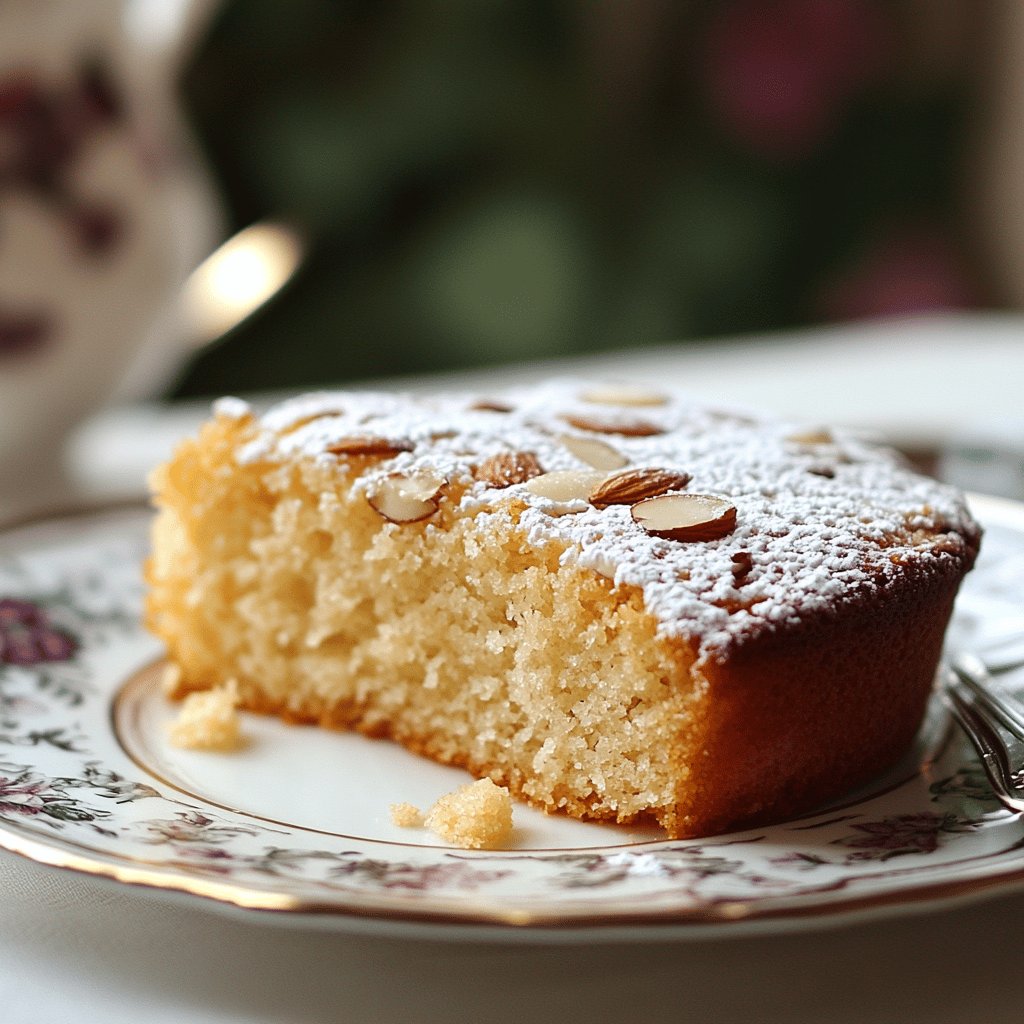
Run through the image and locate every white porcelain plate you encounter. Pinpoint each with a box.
[1,496,1023,940]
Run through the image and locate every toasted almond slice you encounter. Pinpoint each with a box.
[366,470,446,523]
[525,469,610,503]
[589,468,691,509]
[327,435,415,458]
[277,411,338,435]
[580,385,668,407]
[560,434,629,471]
[785,428,833,445]
[470,399,515,413]
[562,413,664,437]
[473,451,544,487]
[631,493,737,542]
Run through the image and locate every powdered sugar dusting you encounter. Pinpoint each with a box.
[213,396,252,420]
[232,380,980,656]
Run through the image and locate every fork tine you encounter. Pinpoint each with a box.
[952,654,1024,743]
[943,685,1024,812]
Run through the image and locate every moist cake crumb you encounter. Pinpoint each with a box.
[424,778,514,849]
[167,680,242,751]
[392,780,515,848]
[389,802,425,828]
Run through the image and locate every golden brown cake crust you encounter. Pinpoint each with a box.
[673,572,961,836]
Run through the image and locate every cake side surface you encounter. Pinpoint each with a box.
[684,569,961,835]
[145,381,980,838]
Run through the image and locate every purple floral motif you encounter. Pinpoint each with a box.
[135,810,261,847]
[831,812,971,862]
[0,599,78,666]
[0,767,51,815]
[527,846,765,894]
[73,763,160,804]
[0,760,105,824]
[769,851,832,871]
[164,845,240,876]
[329,857,511,892]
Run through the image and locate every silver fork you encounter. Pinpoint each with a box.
[942,653,1024,813]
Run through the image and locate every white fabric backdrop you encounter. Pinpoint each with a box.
[3,850,1024,1024]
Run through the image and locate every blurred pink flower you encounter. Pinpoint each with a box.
[821,225,975,320]
[0,598,78,665]
[704,0,888,160]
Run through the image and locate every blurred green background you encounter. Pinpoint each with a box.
[173,0,988,397]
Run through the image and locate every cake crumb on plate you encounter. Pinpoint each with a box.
[429,779,515,849]
[391,779,514,849]
[167,680,242,751]
[389,802,425,828]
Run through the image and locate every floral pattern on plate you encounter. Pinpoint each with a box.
[0,500,1022,935]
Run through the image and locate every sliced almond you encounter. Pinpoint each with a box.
[326,435,415,458]
[473,451,544,488]
[277,411,338,435]
[589,468,691,509]
[562,413,664,437]
[470,399,514,413]
[366,470,446,523]
[525,469,610,503]
[785,428,833,446]
[631,493,737,542]
[560,434,629,471]
[580,385,668,407]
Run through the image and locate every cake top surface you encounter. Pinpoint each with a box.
[215,380,980,657]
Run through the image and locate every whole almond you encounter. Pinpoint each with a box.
[562,413,664,437]
[588,468,691,509]
[631,493,737,542]
[326,435,415,458]
[473,451,544,488]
